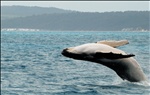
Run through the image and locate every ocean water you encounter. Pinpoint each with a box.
[1,31,150,95]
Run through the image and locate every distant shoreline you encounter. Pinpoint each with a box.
[2,6,149,32]
[1,28,150,32]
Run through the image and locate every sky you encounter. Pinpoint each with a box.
[1,1,150,12]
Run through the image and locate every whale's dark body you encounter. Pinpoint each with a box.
[62,40,147,82]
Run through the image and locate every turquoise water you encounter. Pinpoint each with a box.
[1,31,150,95]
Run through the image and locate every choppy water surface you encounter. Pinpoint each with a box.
[1,31,150,95]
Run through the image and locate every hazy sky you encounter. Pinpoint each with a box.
[1,1,150,12]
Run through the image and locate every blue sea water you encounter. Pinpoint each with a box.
[1,31,150,95]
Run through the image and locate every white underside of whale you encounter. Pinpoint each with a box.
[68,43,126,55]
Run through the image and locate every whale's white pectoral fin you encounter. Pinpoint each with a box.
[94,52,135,59]
[96,40,129,48]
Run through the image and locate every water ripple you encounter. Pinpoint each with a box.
[1,31,150,95]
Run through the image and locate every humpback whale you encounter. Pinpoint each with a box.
[61,40,147,82]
